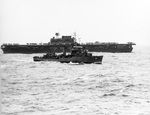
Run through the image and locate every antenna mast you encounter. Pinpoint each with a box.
[55,32,60,39]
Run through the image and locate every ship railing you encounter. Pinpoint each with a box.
[2,43,13,45]
[127,42,136,45]
[13,43,19,45]
[42,43,48,45]
[26,43,39,45]
[94,41,118,44]
[50,43,73,45]
[100,42,118,44]
[39,43,43,45]
[2,43,21,46]
[2,43,8,45]
[86,43,94,45]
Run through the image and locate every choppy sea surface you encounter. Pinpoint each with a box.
[1,46,150,115]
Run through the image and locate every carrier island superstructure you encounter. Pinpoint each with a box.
[1,33,136,53]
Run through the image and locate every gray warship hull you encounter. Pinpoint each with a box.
[1,44,134,54]
[1,34,136,53]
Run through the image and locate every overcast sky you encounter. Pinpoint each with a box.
[0,0,150,45]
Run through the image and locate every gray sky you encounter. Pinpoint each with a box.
[0,0,150,45]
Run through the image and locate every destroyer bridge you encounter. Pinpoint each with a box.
[1,34,136,54]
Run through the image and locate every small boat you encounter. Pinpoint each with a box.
[33,46,103,64]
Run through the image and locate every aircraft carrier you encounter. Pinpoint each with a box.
[1,33,136,54]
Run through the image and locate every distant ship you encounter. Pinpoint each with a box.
[33,45,103,64]
[1,33,136,54]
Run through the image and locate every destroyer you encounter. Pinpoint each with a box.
[1,33,136,53]
[33,46,103,64]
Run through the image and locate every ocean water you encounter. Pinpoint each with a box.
[1,46,150,115]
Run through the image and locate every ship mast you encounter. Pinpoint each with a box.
[55,32,60,39]
[73,32,80,43]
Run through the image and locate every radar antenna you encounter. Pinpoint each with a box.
[55,33,60,38]
[73,32,81,43]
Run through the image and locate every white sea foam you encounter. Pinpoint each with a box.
[1,46,150,115]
